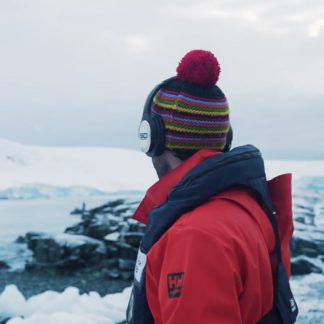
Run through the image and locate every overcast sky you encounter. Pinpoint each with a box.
[0,0,323,159]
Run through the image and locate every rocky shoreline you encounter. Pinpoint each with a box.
[0,269,130,300]
[0,181,324,315]
[0,198,142,301]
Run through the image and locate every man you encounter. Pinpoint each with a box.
[127,50,298,323]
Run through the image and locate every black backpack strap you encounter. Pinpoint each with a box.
[258,307,283,324]
[249,178,298,324]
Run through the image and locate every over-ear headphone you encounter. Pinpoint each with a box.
[138,78,233,157]
[138,78,173,157]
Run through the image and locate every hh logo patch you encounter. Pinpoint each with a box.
[167,272,184,298]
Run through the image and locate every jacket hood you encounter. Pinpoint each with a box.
[133,149,220,224]
[133,146,294,273]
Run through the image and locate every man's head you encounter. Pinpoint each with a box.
[139,49,232,178]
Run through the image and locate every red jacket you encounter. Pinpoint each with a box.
[133,150,294,324]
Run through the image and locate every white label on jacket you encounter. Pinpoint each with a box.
[134,249,146,283]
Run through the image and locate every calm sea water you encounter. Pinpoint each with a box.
[0,194,142,269]
[0,193,142,243]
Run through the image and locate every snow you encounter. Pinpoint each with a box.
[104,233,120,242]
[0,139,156,193]
[0,184,108,200]
[1,138,324,199]
[264,159,324,181]
[0,285,131,324]
[54,233,104,251]
[0,275,323,324]
[291,274,324,323]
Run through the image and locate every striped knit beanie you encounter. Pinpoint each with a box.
[151,50,230,156]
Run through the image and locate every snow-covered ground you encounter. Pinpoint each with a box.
[0,139,156,195]
[0,285,131,324]
[0,276,323,323]
[1,138,324,199]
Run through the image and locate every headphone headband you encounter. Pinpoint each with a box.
[138,78,233,157]
[141,77,176,120]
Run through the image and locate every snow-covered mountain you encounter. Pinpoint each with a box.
[0,184,109,200]
[1,138,324,199]
[0,139,156,197]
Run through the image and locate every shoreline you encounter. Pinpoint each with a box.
[0,269,131,299]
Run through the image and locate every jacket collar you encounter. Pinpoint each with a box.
[133,149,221,224]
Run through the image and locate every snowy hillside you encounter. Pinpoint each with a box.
[0,139,156,195]
[1,138,324,199]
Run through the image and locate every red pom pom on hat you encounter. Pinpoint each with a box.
[176,49,221,86]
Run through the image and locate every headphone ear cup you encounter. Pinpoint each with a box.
[147,115,165,157]
[223,126,233,152]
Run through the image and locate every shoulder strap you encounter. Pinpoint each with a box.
[258,307,283,324]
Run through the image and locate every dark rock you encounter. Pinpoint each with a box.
[122,232,143,247]
[25,232,50,250]
[302,248,318,258]
[56,256,86,272]
[101,258,119,268]
[87,223,119,240]
[0,316,11,324]
[32,238,61,263]
[65,223,85,236]
[106,244,119,258]
[128,220,146,233]
[24,260,57,274]
[314,240,324,254]
[113,206,130,215]
[65,218,120,240]
[69,243,105,263]
[291,258,323,275]
[294,216,305,224]
[118,259,136,271]
[25,260,36,271]
[22,197,143,282]
[103,269,120,280]
[120,271,134,281]
[118,243,138,260]
[106,199,125,208]
[0,261,9,269]
[290,236,317,257]
[15,235,26,244]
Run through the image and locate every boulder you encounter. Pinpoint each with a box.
[103,268,120,280]
[291,258,323,275]
[314,240,324,254]
[290,236,318,257]
[0,316,11,324]
[22,198,142,282]
[118,259,136,271]
[31,237,62,264]
[301,248,318,258]
[120,271,134,281]
[0,261,9,269]
[15,235,26,244]
[122,232,144,247]
[118,243,138,260]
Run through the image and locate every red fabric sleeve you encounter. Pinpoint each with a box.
[146,225,244,324]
